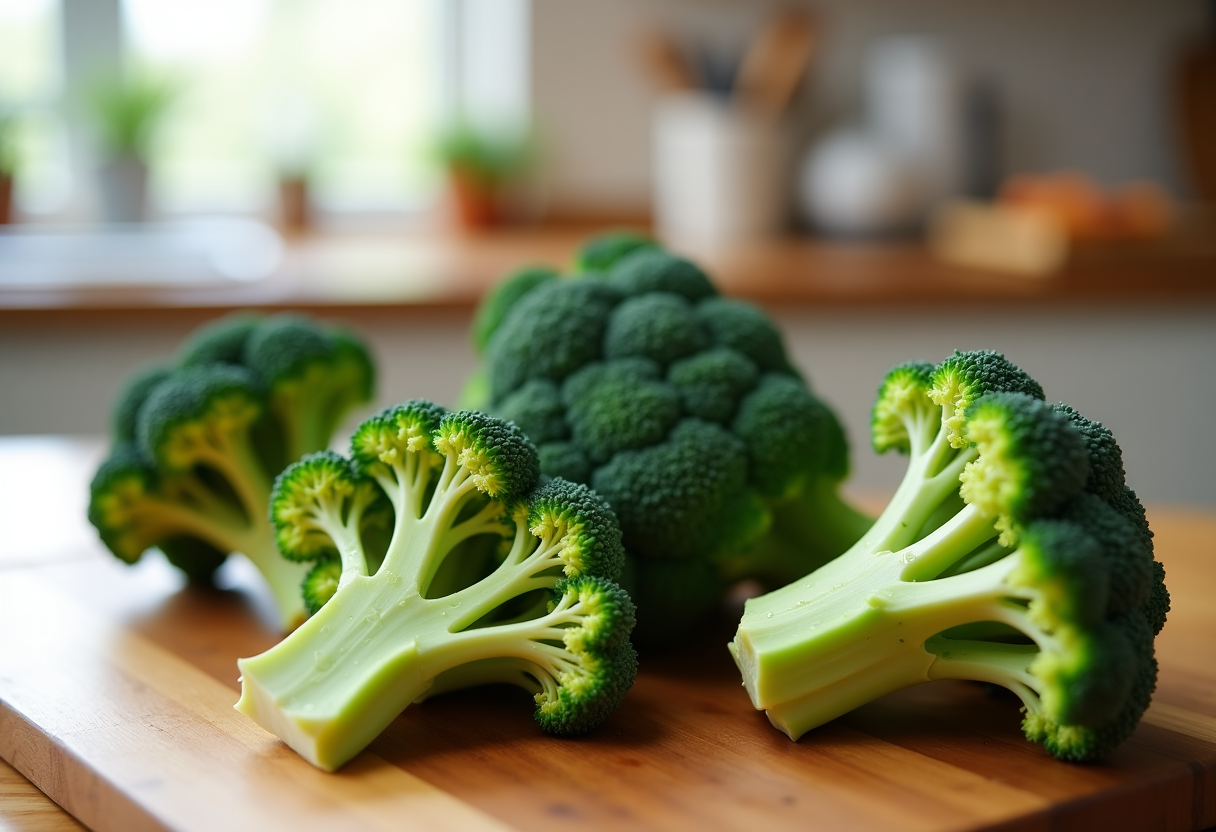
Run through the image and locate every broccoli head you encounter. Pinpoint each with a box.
[730,350,1167,762]
[470,234,872,638]
[87,312,375,631]
[235,401,637,771]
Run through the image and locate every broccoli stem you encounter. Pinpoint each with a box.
[235,568,590,772]
[730,501,1049,740]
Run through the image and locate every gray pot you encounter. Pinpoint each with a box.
[96,156,148,223]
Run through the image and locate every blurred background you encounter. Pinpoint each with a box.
[1,0,1214,506]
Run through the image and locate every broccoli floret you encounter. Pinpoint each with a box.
[573,229,658,273]
[473,234,872,639]
[87,312,375,631]
[729,350,1168,762]
[235,401,638,771]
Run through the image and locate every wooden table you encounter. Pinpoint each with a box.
[1,437,1214,832]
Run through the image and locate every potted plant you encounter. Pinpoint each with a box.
[88,74,175,223]
[434,123,532,230]
[0,113,17,225]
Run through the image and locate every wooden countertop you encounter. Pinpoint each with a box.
[1,225,1213,322]
[1,436,1215,832]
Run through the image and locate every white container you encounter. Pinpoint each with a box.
[652,93,787,248]
[865,36,965,207]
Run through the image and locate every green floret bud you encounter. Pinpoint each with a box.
[241,313,335,387]
[472,265,560,354]
[1050,403,1126,504]
[606,249,717,301]
[487,279,622,400]
[527,478,625,580]
[112,365,172,443]
[695,296,795,374]
[88,444,164,563]
[494,378,569,445]
[959,392,1089,543]
[350,400,447,477]
[563,359,681,465]
[930,350,1046,448]
[270,451,368,562]
[1144,561,1170,636]
[536,441,593,485]
[667,347,758,424]
[435,409,540,502]
[871,360,936,455]
[573,230,658,273]
[302,556,341,616]
[734,372,850,498]
[176,312,260,367]
[136,364,263,473]
[1059,493,1152,616]
[591,418,762,561]
[603,292,709,366]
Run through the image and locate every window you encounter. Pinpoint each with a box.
[1,0,530,221]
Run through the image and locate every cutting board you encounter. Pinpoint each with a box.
[1,438,1215,832]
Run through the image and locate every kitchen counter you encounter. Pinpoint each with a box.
[1,225,1213,320]
[1,436,1215,832]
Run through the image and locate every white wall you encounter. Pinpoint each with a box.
[530,0,1208,216]
[3,302,1213,509]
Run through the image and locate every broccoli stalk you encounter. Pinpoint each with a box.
[235,402,637,772]
[730,351,1167,762]
[88,313,375,631]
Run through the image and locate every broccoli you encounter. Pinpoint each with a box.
[729,350,1168,762]
[470,234,872,638]
[87,312,375,631]
[234,401,638,772]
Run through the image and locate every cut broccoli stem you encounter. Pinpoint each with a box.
[235,571,610,772]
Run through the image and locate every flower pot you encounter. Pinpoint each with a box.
[96,156,149,223]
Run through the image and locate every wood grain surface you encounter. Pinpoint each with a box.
[1,439,1214,832]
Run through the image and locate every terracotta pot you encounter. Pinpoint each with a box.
[279,177,311,236]
[447,167,501,230]
[0,176,12,225]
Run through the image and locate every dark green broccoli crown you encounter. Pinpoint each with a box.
[535,442,593,485]
[1050,403,1126,503]
[959,391,1089,531]
[603,292,709,366]
[1009,518,1110,630]
[606,249,717,301]
[176,312,261,367]
[435,409,540,502]
[563,359,682,465]
[623,556,727,640]
[931,350,1046,446]
[326,325,377,404]
[270,450,359,561]
[472,265,560,354]
[112,365,172,443]
[590,419,764,560]
[1059,493,1153,617]
[493,378,569,446]
[136,364,262,471]
[350,400,448,475]
[1023,611,1158,761]
[88,443,160,563]
[156,536,228,585]
[534,640,639,736]
[302,555,342,616]
[526,478,625,580]
[871,360,936,454]
[667,347,759,425]
[694,296,794,374]
[241,313,336,389]
[734,373,851,497]
[573,230,658,273]
[531,575,638,735]
[1144,560,1170,636]
[487,279,622,400]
